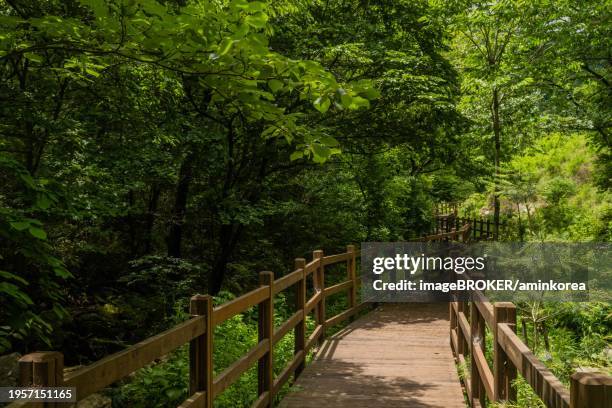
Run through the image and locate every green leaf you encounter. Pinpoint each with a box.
[290,151,304,161]
[349,96,370,109]
[245,12,269,29]
[319,135,339,147]
[234,1,267,12]
[79,0,110,18]
[36,194,52,210]
[0,271,28,286]
[268,79,283,93]
[340,93,353,107]
[24,53,44,63]
[313,96,331,113]
[0,282,33,305]
[53,266,73,279]
[360,87,381,99]
[10,221,30,231]
[218,39,236,56]
[312,144,331,160]
[28,227,47,240]
[0,337,11,353]
[0,16,24,26]
[19,174,36,189]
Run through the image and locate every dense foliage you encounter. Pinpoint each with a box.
[0,0,609,407]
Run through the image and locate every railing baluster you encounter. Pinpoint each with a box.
[313,250,326,344]
[258,271,274,407]
[494,303,517,402]
[189,294,213,408]
[347,245,357,317]
[570,372,611,408]
[19,351,64,408]
[457,301,466,355]
[470,301,486,407]
[294,258,306,378]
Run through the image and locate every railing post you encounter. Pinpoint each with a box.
[294,258,306,378]
[189,294,213,408]
[347,245,357,315]
[456,301,465,355]
[313,250,325,344]
[19,351,64,407]
[494,302,517,402]
[258,271,274,406]
[570,372,611,408]
[470,302,486,407]
[450,301,457,355]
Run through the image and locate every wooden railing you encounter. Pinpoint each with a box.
[434,202,459,216]
[11,245,368,408]
[450,291,611,407]
[10,236,610,408]
[434,215,507,241]
[414,222,471,242]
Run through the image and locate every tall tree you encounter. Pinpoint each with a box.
[449,1,527,238]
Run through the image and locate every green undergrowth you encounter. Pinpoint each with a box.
[108,291,317,407]
[108,261,363,408]
[457,301,611,408]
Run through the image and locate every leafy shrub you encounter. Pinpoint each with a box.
[541,177,576,205]
[110,292,314,407]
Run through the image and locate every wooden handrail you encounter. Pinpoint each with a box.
[63,316,206,400]
[413,222,471,242]
[12,244,366,408]
[14,235,609,408]
[497,323,571,407]
[322,252,349,265]
[273,268,302,294]
[213,286,269,326]
[449,289,609,408]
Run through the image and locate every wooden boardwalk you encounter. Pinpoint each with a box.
[280,303,466,408]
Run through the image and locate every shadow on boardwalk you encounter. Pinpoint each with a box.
[280,303,466,408]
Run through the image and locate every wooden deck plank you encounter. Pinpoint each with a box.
[280,303,466,408]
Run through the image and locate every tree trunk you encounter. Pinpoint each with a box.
[516,203,524,242]
[208,223,243,294]
[167,154,193,258]
[521,318,528,347]
[127,189,137,254]
[492,87,501,240]
[144,184,161,254]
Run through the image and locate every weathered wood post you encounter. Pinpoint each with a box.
[258,271,274,407]
[493,303,517,402]
[570,372,612,408]
[294,258,306,378]
[189,294,213,408]
[470,303,486,407]
[462,223,471,243]
[450,300,458,355]
[19,351,64,407]
[456,301,466,355]
[347,245,357,314]
[313,250,325,344]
